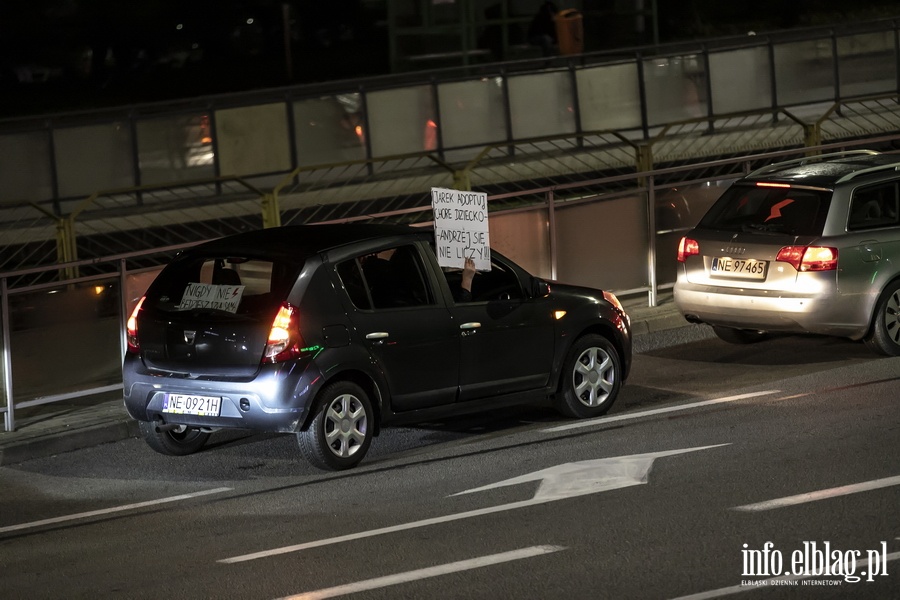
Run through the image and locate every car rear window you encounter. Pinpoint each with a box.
[696,184,832,236]
[145,255,302,317]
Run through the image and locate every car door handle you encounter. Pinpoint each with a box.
[460,322,481,330]
[365,332,390,339]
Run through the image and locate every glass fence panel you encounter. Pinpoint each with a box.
[54,123,135,199]
[437,77,508,149]
[653,178,735,285]
[837,32,897,97]
[555,195,649,291]
[577,62,642,132]
[489,208,550,279]
[774,40,835,106]
[367,86,437,157]
[136,114,216,185]
[0,132,54,203]
[216,103,292,176]
[293,94,368,167]
[507,71,576,139]
[9,280,122,401]
[643,54,708,126]
[709,46,772,113]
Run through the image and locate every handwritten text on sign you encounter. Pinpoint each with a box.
[177,283,245,313]
[431,187,491,271]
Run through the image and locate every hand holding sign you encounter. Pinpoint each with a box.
[431,187,491,271]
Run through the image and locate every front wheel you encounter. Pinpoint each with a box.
[139,420,210,456]
[864,280,900,356]
[555,334,622,419]
[298,381,374,471]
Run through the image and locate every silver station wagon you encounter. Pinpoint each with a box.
[674,150,900,355]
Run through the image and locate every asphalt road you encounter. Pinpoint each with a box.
[1,327,898,600]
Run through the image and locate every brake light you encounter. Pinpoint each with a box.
[126,297,145,353]
[677,237,700,262]
[775,246,838,271]
[264,303,304,363]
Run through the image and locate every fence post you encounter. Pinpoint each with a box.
[262,192,283,228]
[1,277,14,432]
[804,123,823,155]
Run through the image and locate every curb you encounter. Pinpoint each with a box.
[0,420,141,466]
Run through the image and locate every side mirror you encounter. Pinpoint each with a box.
[531,278,550,298]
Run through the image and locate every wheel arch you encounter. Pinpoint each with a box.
[301,367,386,435]
[865,273,900,337]
[553,322,629,392]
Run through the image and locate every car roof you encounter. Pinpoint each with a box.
[189,223,430,259]
[742,151,900,188]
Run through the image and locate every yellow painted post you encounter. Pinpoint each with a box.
[804,123,822,156]
[58,216,79,280]
[262,192,282,228]
[636,143,654,176]
[452,169,472,191]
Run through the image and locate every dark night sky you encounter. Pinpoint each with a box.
[0,0,897,117]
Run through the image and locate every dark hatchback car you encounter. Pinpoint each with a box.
[123,224,632,470]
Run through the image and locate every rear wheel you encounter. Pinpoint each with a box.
[555,334,622,419]
[713,326,768,345]
[298,381,373,471]
[864,280,900,356]
[139,420,210,456]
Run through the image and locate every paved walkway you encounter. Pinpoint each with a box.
[0,291,687,465]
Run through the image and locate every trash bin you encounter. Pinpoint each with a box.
[555,8,583,56]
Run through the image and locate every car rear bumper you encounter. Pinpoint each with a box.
[673,282,870,339]
[122,354,323,433]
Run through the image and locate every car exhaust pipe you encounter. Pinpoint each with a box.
[684,314,704,324]
[154,422,183,433]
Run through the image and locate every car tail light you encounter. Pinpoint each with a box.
[776,246,838,272]
[263,302,304,363]
[126,297,145,353]
[677,237,700,262]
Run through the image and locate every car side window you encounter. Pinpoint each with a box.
[338,245,434,310]
[848,182,900,231]
[468,257,524,302]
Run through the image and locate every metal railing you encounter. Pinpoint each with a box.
[4,136,900,432]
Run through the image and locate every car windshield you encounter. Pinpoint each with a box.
[696,184,832,236]
[145,254,303,317]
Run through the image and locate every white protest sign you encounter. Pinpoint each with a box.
[431,187,491,271]
[177,283,245,313]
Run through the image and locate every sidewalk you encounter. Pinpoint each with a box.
[0,291,687,466]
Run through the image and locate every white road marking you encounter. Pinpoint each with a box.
[542,391,781,433]
[0,487,232,534]
[668,551,900,600]
[220,445,727,564]
[274,545,566,600]
[453,445,730,501]
[733,476,900,511]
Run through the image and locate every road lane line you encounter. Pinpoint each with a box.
[668,550,900,600]
[220,498,542,564]
[273,545,566,600]
[0,487,232,534]
[542,390,780,433]
[733,476,900,512]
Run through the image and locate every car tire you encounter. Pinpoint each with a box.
[864,280,900,356]
[713,326,768,344]
[298,381,373,471]
[138,420,210,456]
[555,334,622,419]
